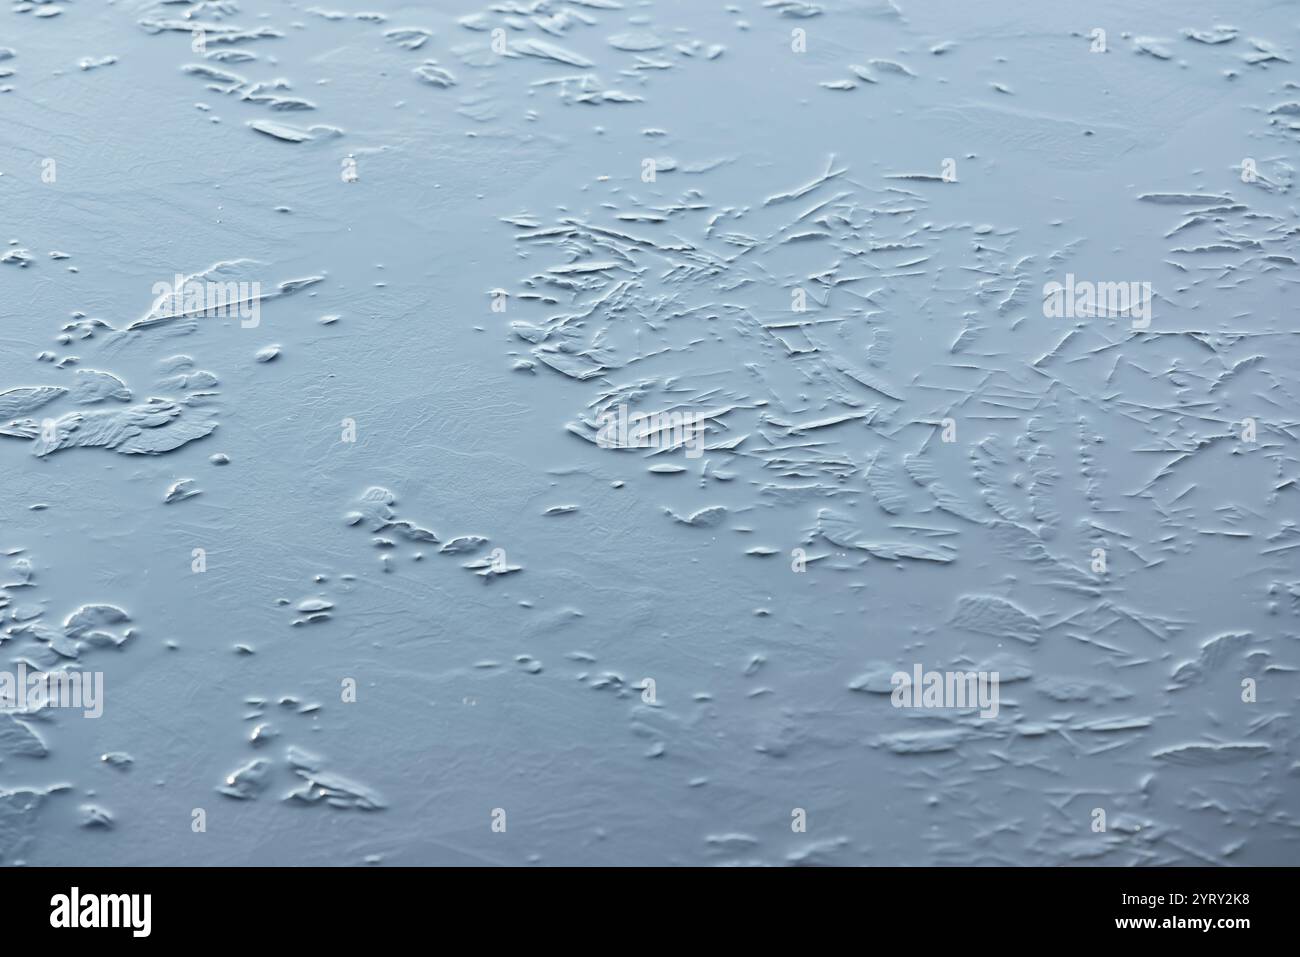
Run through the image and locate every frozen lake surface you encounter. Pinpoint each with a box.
[1,0,1298,865]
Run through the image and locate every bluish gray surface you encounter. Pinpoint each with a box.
[1,0,1297,866]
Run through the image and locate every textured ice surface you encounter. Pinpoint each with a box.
[1,0,1298,866]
